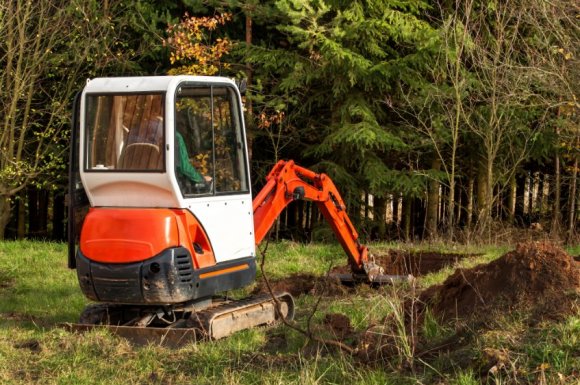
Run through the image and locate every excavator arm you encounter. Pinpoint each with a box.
[253,160,385,281]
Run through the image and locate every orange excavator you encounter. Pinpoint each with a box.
[67,76,403,344]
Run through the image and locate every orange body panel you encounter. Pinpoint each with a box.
[81,208,215,267]
[253,160,368,273]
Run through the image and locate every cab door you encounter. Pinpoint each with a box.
[173,83,255,263]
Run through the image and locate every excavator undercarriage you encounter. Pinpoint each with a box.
[67,292,295,346]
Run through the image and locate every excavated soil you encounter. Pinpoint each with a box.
[419,241,580,324]
[252,274,352,298]
[331,250,474,277]
[323,313,355,339]
[351,242,580,363]
[255,250,475,299]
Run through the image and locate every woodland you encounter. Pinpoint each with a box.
[0,0,578,243]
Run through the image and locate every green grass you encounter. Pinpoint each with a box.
[0,240,578,384]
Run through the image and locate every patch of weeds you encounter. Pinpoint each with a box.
[451,369,479,385]
[524,316,580,376]
[0,270,15,289]
[421,308,452,341]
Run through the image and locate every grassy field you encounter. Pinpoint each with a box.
[0,240,578,384]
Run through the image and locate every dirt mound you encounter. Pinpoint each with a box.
[323,313,355,339]
[420,242,580,324]
[252,274,352,298]
[331,250,473,277]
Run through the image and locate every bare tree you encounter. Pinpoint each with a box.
[0,0,123,238]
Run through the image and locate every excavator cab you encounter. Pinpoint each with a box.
[69,76,257,307]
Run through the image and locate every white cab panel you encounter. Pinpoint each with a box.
[186,195,255,263]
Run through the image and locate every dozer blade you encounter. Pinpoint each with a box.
[63,323,199,347]
[63,292,295,347]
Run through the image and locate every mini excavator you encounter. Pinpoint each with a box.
[67,76,404,345]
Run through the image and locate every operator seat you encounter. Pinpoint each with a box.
[117,143,162,170]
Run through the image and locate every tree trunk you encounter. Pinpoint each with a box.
[402,195,412,241]
[392,193,399,225]
[39,189,49,238]
[476,161,490,231]
[527,172,534,219]
[484,155,494,230]
[508,175,516,224]
[0,195,11,240]
[538,173,546,221]
[467,177,474,229]
[426,158,441,238]
[567,152,578,241]
[52,192,65,241]
[17,195,25,239]
[28,187,39,238]
[373,196,387,240]
[515,173,526,225]
[244,13,254,161]
[551,130,562,234]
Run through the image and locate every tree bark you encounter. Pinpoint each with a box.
[0,195,11,240]
[426,159,441,238]
[508,175,516,224]
[373,196,387,240]
[467,177,474,229]
[28,187,39,238]
[39,189,49,238]
[476,161,490,231]
[52,192,65,241]
[567,148,578,241]
[551,128,562,233]
[244,13,254,161]
[402,195,412,241]
[17,194,25,239]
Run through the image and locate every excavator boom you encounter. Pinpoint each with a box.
[253,160,393,282]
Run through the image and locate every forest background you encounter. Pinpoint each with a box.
[0,0,578,243]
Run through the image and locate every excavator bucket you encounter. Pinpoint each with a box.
[330,260,414,286]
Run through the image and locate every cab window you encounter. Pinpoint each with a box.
[85,93,164,171]
[174,85,248,196]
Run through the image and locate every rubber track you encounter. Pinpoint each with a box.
[187,291,295,340]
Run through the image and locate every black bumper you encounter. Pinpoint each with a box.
[76,247,256,305]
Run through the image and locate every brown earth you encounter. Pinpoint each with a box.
[419,241,580,325]
[252,273,352,298]
[331,250,475,277]
[323,313,355,340]
[351,242,580,364]
[255,250,475,299]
